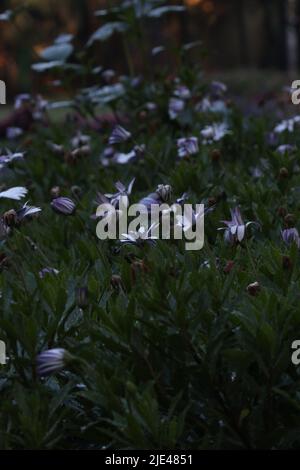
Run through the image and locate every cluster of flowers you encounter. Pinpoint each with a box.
[100,125,146,166]
[169,81,231,158]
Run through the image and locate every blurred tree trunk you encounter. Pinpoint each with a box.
[278,0,288,69]
[286,0,298,72]
[296,0,300,68]
[262,0,287,69]
[235,0,249,66]
[75,0,95,43]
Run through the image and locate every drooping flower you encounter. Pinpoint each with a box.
[281,228,300,248]
[137,184,173,214]
[0,186,27,201]
[96,179,135,211]
[276,144,296,155]
[32,95,48,121]
[6,127,23,140]
[177,137,199,158]
[16,202,41,222]
[39,267,59,279]
[175,204,214,232]
[3,202,41,227]
[219,207,258,244]
[102,69,115,83]
[51,197,76,215]
[0,150,25,169]
[200,123,230,144]
[0,10,13,21]
[274,116,300,134]
[14,93,31,110]
[46,141,65,155]
[100,146,115,166]
[71,131,91,149]
[168,97,185,120]
[113,150,136,164]
[138,191,162,213]
[109,125,131,144]
[69,144,91,160]
[210,80,227,96]
[36,348,69,377]
[121,223,158,247]
[195,98,227,114]
[174,84,191,100]
[145,102,157,112]
[133,144,146,158]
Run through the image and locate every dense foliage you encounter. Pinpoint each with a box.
[0,1,300,450]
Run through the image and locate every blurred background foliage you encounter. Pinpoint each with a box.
[1,0,300,100]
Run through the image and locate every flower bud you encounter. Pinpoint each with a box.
[110,274,123,290]
[284,213,295,227]
[156,184,172,202]
[3,209,17,227]
[50,186,61,199]
[246,281,261,296]
[51,197,76,216]
[279,167,289,179]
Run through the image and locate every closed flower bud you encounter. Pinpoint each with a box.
[279,167,289,179]
[156,184,172,202]
[110,274,123,290]
[36,348,72,377]
[246,281,261,296]
[130,260,149,284]
[51,197,76,216]
[109,125,131,145]
[284,213,295,227]
[3,209,17,227]
[50,186,61,199]
[281,228,300,248]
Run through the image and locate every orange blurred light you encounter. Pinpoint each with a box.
[185,0,203,6]
[202,1,214,13]
[185,0,215,13]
